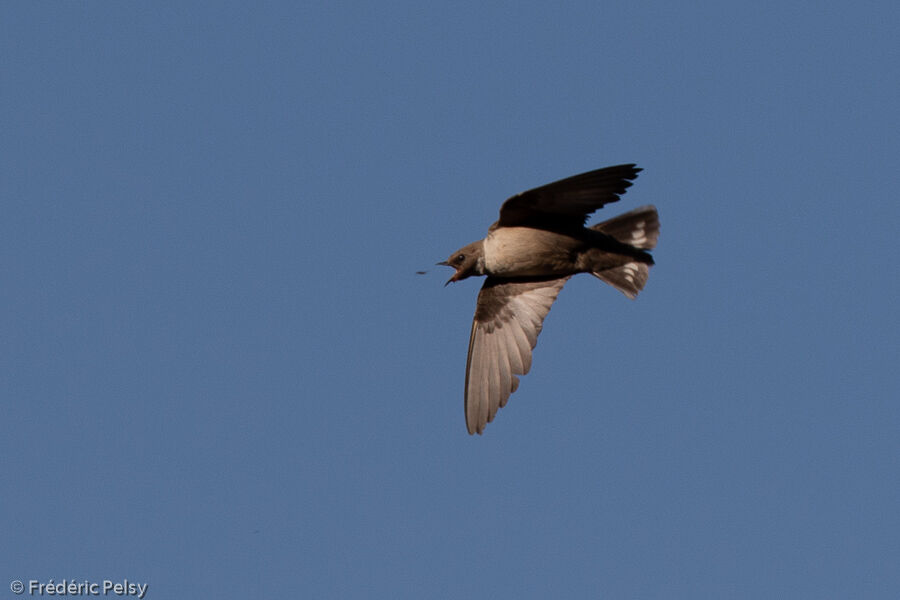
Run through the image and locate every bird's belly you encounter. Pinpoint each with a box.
[483,227,579,276]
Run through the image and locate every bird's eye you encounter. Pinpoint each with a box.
[454,254,465,264]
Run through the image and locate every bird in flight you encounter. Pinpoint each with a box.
[439,164,659,434]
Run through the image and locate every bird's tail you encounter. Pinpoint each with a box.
[590,205,659,250]
[589,205,659,299]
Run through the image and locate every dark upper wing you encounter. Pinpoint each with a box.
[496,164,641,229]
[464,276,570,435]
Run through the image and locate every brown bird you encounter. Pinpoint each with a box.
[439,164,659,434]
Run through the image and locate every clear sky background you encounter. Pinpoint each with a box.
[2,2,899,598]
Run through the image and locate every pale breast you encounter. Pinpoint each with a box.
[482,227,580,276]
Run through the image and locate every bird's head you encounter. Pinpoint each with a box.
[438,241,485,285]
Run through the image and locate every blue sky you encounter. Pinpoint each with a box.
[2,2,898,598]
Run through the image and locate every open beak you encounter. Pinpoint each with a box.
[436,261,456,286]
[443,271,463,286]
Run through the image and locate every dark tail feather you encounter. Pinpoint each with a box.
[590,205,659,299]
[590,205,659,249]
[593,262,650,299]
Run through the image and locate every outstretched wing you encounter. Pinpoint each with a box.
[465,276,570,435]
[496,164,641,229]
